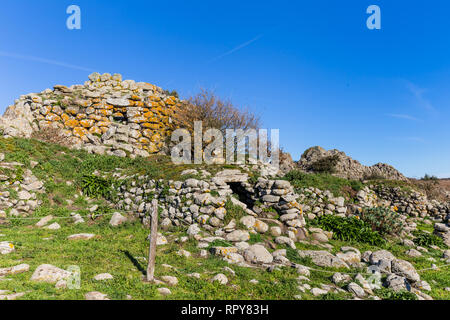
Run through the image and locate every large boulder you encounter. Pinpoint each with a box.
[243,245,273,264]
[298,250,349,269]
[297,146,407,181]
[30,264,71,283]
[391,259,420,283]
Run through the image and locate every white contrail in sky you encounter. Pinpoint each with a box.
[207,34,263,64]
[386,113,420,121]
[0,50,95,72]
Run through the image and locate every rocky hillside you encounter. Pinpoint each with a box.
[297,146,407,181]
[0,137,448,300]
[0,74,448,300]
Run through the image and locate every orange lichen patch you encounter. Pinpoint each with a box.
[73,127,88,137]
[92,103,102,109]
[40,105,52,116]
[143,112,153,118]
[96,121,111,127]
[148,143,160,153]
[139,137,150,144]
[142,108,150,112]
[89,126,103,135]
[100,127,109,133]
[152,106,163,114]
[130,116,146,123]
[32,97,41,103]
[142,123,159,130]
[52,106,63,115]
[113,112,124,118]
[150,95,161,102]
[64,119,80,128]
[86,107,95,114]
[164,97,177,106]
[99,109,112,116]
[150,101,160,107]
[76,113,87,120]
[66,107,78,115]
[88,114,103,121]
[80,119,95,128]
[45,113,61,122]
[76,100,91,107]
[105,104,114,110]
[142,129,153,138]
[92,98,102,104]
[130,95,141,101]
[151,133,161,143]
[61,113,70,122]
[148,116,160,123]
[159,108,170,116]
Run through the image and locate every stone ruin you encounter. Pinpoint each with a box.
[0,72,181,158]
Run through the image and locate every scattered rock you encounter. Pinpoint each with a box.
[211,274,228,285]
[94,273,114,281]
[85,291,109,300]
[67,233,95,241]
[109,212,127,227]
[243,245,273,264]
[31,264,71,283]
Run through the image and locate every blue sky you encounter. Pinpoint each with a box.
[0,0,449,178]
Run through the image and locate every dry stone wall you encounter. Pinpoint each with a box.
[0,73,181,158]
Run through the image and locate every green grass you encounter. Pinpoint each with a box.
[0,218,302,300]
[0,136,449,300]
[283,170,364,198]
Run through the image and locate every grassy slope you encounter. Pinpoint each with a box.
[0,137,448,300]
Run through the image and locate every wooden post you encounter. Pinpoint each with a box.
[146,199,158,282]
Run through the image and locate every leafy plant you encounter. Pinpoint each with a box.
[412,230,444,248]
[309,155,340,174]
[358,207,404,236]
[163,89,179,98]
[208,239,233,248]
[80,174,113,199]
[376,289,417,300]
[223,200,247,227]
[315,215,385,246]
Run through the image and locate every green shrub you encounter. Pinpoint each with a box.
[163,89,179,98]
[285,248,312,265]
[308,155,340,173]
[80,174,113,199]
[223,200,247,227]
[412,230,444,248]
[376,289,417,300]
[284,170,363,198]
[421,174,438,181]
[315,215,385,246]
[359,207,404,236]
[208,239,233,248]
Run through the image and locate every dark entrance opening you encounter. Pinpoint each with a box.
[227,182,255,208]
